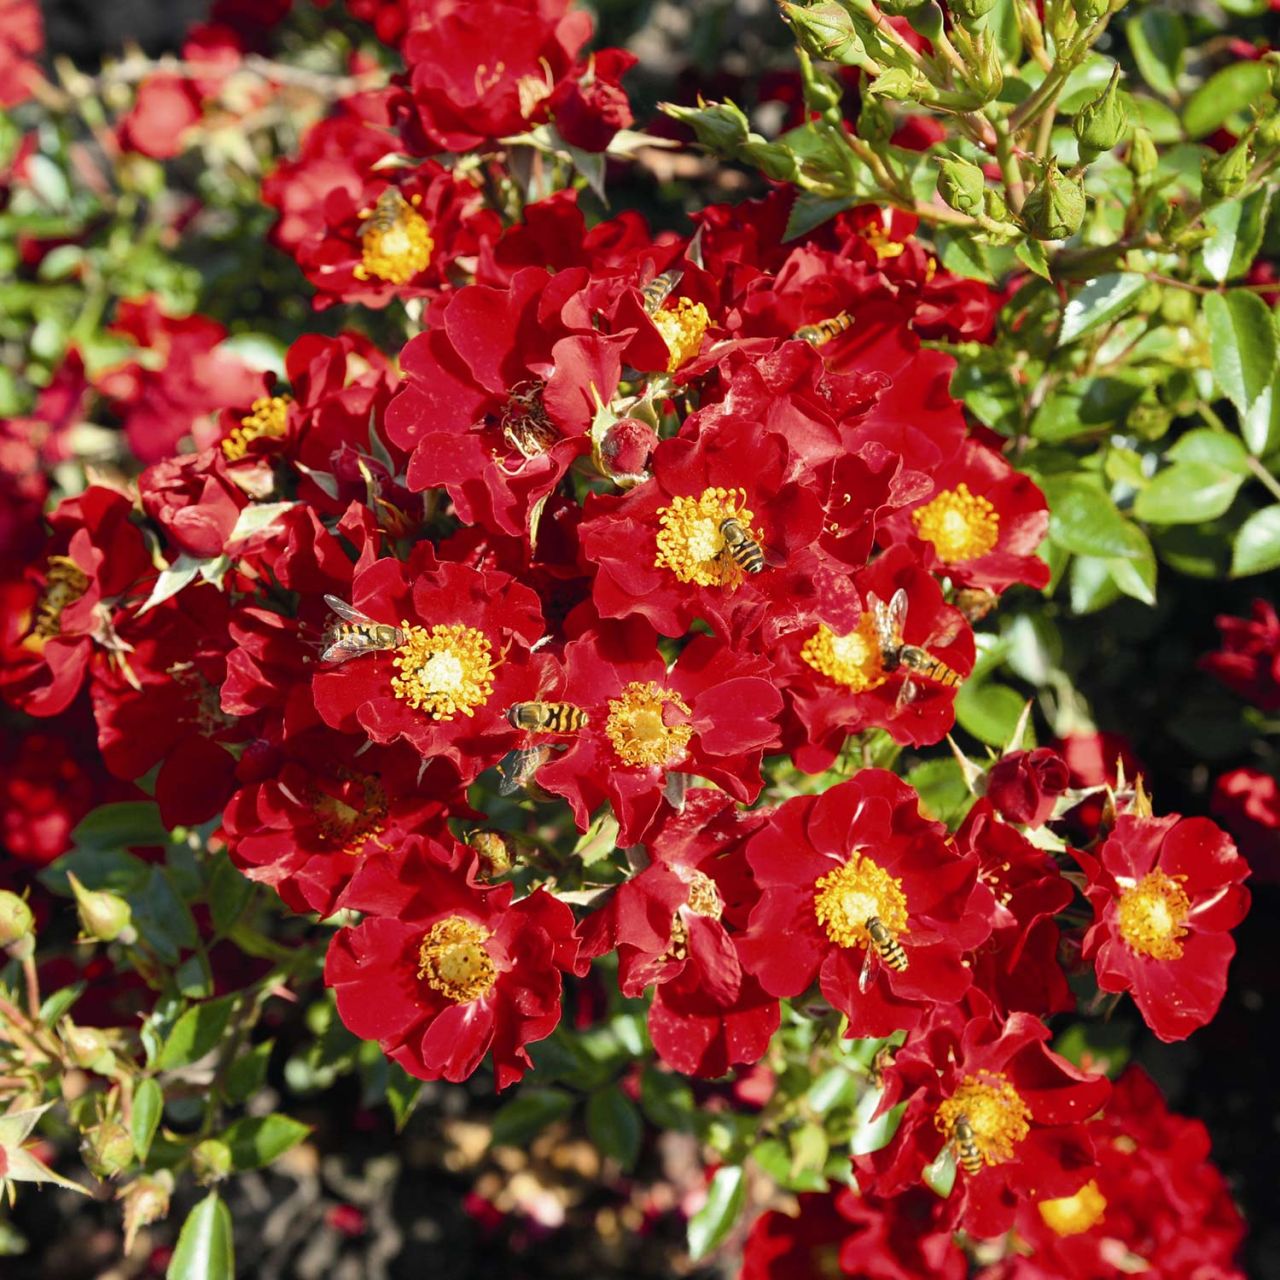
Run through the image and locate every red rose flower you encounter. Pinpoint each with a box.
[740,770,989,1037]
[1211,766,1280,883]
[311,549,547,783]
[0,729,97,865]
[1076,813,1250,1042]
[857,1004,1111,1239]
[986,747,1071,828]
[547,49,637,152]
[140,450,249,561]
[878,438,1051,593]
[118,74,202,159]
[325,835,582,1088]
[535,620,783,845]
[1200,599,1280,710]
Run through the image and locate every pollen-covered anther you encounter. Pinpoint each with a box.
[812,853,909,950]
[683,869,724,920]
[1037,1180,1107,1236]
[652,296,710,372]
[355,190,434,285]
[31,555,89,639]
[392,623,495,720]
[417,916,497,1003]
[605,680,693,767]
[801,613,888,693]
[912,483,1000,563]
[1116,870,1191,960]
[309,771,388,854]
[935,1071,1033,1168]
[654,486,760,589]
[499,383,559,464]
[223,394,293,461]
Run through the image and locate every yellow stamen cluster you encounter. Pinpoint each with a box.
[654,486,759,589]
[391,623,495,720]
[1116,870,1191,960]
[355,191,434,285]
[310,771,388,855]
[935,1072,1033,1169]
[1037,1181,1108,1236]
[605,680,693,768]
[684,870,724,920]
[912,483,1000,563]
[861,221,906,259]
[166,661,238,735]
[417,916,496,1003]
[652,297,710,372]
[223,394,293,462]
[812,854,909,950]
[801,613,888,693]
[31,555,89,640]
[499,383,558,463]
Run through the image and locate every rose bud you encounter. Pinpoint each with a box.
[599,417,658,483]
[0,890,35,953]
[82,1117,135,1179]
[67,872,137,945]
[192,1138,233,1184]
[986,747,1070,827]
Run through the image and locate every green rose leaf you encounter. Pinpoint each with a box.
[1204,290,1278,456]
[1058,274,1146,346]
[1132,462,1244,524]
[688,1165,746,1261]
[167,1193,234,1280]
[1231,505,1280,576]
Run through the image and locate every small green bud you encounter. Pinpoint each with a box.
[858,94,894,145]
[868,68,923,101]
[67,872,136,945]
[0,889,34,951]
[1256,113,1280,150]
[905,0,946,42]
[1021,162,1086,240]
[1045,0,1077,47]
[800,64,844,117]
[1128,398,1173,442]
[985,187,1011,222]
[1073,66,1128,162]
[781,2,867,65]
[1128,127,1158,180]
[937,154,987,216]
[192,1138,233,1184]
[948,0,997,23]
[966,30,1004,102]
[1201,138,1252,203]
[660,99,750,154]
[739,139,801,184]
[120,1171,174,1253]
[63,1023,116,1074]
[83,1118,135,1179]
[1074,0,1109,22]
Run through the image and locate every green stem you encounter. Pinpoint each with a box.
[1248,456,1280,504]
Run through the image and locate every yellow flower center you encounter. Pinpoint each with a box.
[935,1072,1033,1169]
[355,189,434,286]
[812,853,909,950]
[417,916,496,1003]
[605,680,693,767]
[309,771,388,854]
[654,486,761,589]
[801,613,888,693]
[912,483,1000,563]
[1116,870,1191,960]
[223,394,293,461]
[861,216,905,259]
[499,382,558,463]
[31,555,89,640]
[651,296,710,372]
[683,869,724,920]
[391,623,495,720]
[1037,1180,1108,1236]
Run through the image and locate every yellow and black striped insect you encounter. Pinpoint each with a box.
[505,702,591,734]
[793,310,854,346]
[320,596,405,664]
[718,518,766,575]
[859,915,908,992]
[497,743,554,798]
[640,268,684,315]
[360,186,412,238]
[869,588,964,709]
[952,1114,984,1176]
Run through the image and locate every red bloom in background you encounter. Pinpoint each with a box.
[1076,813,1250,1042]
[547,49,637,151]
[221,729,461,915]
[1200,599,1280,710]
[1211,766,1280,884]
[0,487,152,717]
[118,74,202,158]
[536,621,782,844]
[0,0,44,108]
[740,1190,851,1280]
[1011,1066,1245,1280]
[955,801,1074,1017]
[139,451,248,560]
[326,836,582,1088]
[858,1005,1110,1239]
[740,771,988,1037]
[0,729,97,865]
[878,438,1050,593]
[986,747,1070,828]
[771,544,974,771]
[311,550,547,782]
[384,267,628,537]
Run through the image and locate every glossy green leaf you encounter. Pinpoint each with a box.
[640,1068,697,1132]
[1015,238,1051,281]
[222,1115,311,1171]
[1058,274,1146,347]
[131,1079,163,1163]
[954,681,1027,747]
[1107,543,1157,606]
[1069,555,1123,614]
[157,996,237,1071]
[1042,476,1147,559]
[850,1087,905,1156]
[1183,62,1275,139]
[1125,10,1185,99]
[1132,462,1244,523]
[225,1041,273,1104]
[1204,290,1278,456]
[1166,429,1250,473]
[489,1089,574,1148]
[167,1193,233,1280]
[688,1165,746,1261]
[1202,189,1272,285]
[1231,505,1280,576]
[586,1085,643,1171]
[72,802,168,852]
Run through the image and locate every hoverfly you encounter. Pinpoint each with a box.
[640,268,684,315]
[952,1114,983,1176]
[360,186,412,240]
[320,596,405,665]
[506,701,590,734]
[497,743,556,798]
[793,310,854,347]
[858,915,909,993]
[868,588,964,710]
[718,518,766,576]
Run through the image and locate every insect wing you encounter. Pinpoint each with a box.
[858,943,879,994]
[324,595,378,627]
[320,632,376,665]
[894,675,920,712]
